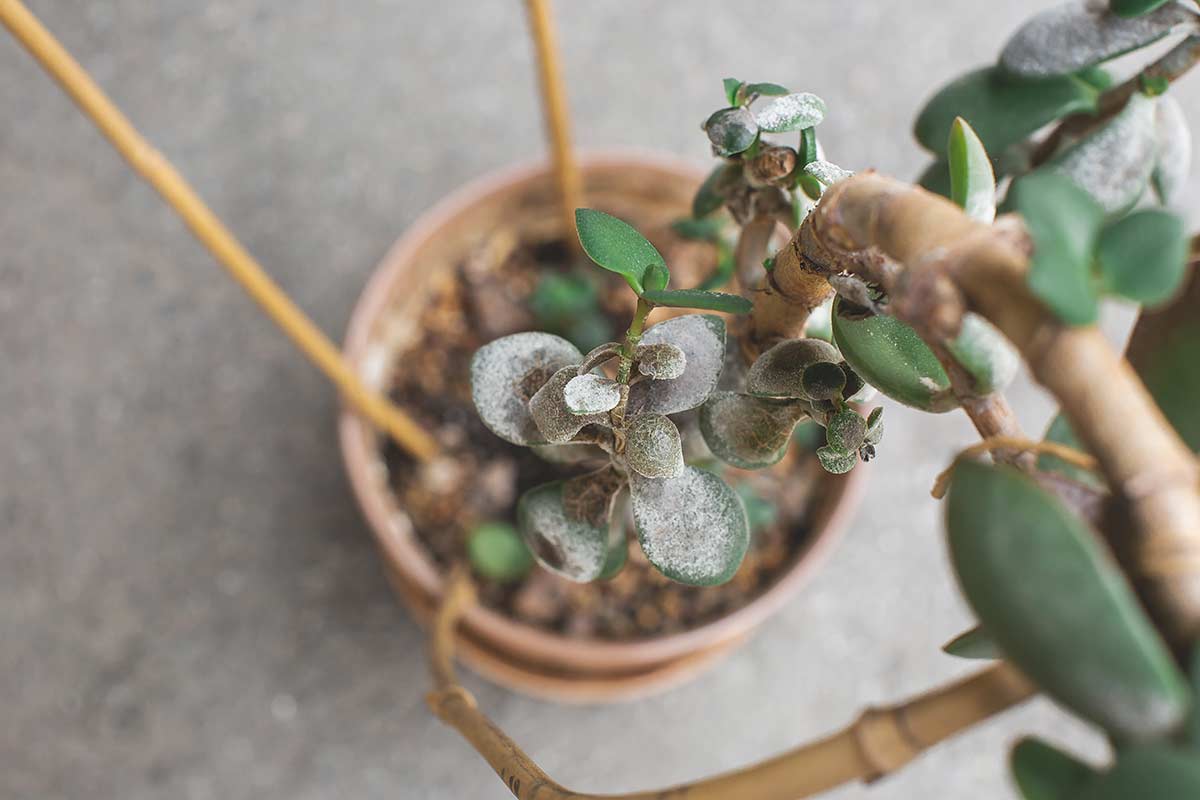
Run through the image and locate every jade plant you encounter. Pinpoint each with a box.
[453,1,1200,796]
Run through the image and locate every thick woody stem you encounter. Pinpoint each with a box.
[427,571,1034,800]
[809,173,1200,647]
[733,215,777,288]
[747,223,835,357]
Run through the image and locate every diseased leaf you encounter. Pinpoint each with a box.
[914,66,1098,156]
[864,407,884,446]
[1008,171,1104,325]
[946,312,1020,394]
[529,366,611,443]
[804,160,854,188]
[1043,92,1159,215]
[746,338,842,399]
[628,315,727,415]
[798,126,819,167]
[642,288,752,314]
[471,332,582,445]
[1153,95,1192,205]
[816,446,858,474]
[625,413,685,479]
[630,467,749,585]
[704,107,759,157]
[467,522,533,583]
[801,361,848,401]
[947,460,1190,739]
[577,341,622,375]
[826,407,866,453]
[742,81,790,99]
[700,391,807,469]
[1010,738,1096,800]
[635,341,687,380]
[518,481,612,582]
[943,626,1001,660]
[1077,746,1200,798]
[755,92,827,133]
[563,373,622,414]
[598,492,630,580]
[948,117,996,223]
[1097,208,1189,305]
[831,300,957,412]
[575,208,666,294]
[562,464,625,527]
[999,1,1195,78]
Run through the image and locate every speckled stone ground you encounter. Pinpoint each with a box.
[3,2,1197,798]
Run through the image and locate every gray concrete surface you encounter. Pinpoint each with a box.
[3,2,1198,798]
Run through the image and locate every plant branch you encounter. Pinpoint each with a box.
[806,172,1200,648]
[427,571,1034,800]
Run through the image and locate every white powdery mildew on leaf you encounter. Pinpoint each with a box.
[529,366,611,443]
[804,160,854,186]
[746,338,841,399]
[630,467,749,586]
[563,373,621,414]
[947,313,1020,394]
[754,92,827,133]
[628,315,726,415]
[518,482,609,582]
[470,332,582,445]
[635,342,687,380]
[624,413,684,479]
[999,0,1197,78]
[1048,92,1159,214]
[1153,94,1192,205]
[704,107,758,155]
[699,391,805,470]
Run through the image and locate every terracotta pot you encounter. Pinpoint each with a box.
[339,150,869,703]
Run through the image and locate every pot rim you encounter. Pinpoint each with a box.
[338,148,867,673]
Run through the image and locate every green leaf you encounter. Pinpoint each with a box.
[518,481,612,582]
[1110,0,1175,17]
[1039,412,1105,489]
[942,626,1001,660]
[1126,271,1200,452]
[529,272,598,324]
[1008,172,1104,326]
[722,77,742,106]
[946,460,1190,739]
[917,159,953,199]
[999,2,1193,78]
[575,208,666,294]
[1076,65,1115,91]
[831,299,957,412]
[798,126,818,167]
[1043,92,1159,215]
[642,288,752,314]
[735,482,779,533]
[467,522,533,583]
[864,407,884,446]
[1097,209,1189,305]
[630,467,749,585]
[914,66,1098,156]
[700,391,805,470]
[598,503,629,580]
[1189,642,1200,746]
[704,107,759,156]
[948,117,996,223]
[692,163,740,218]
[642,262,671,293]
[1010,738,1096,800]
[742,81,790,98]
[671,216,724,242]
[755,92,827,133]
[1078,746,1200,799]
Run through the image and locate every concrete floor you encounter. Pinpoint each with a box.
[3,2,1197,798]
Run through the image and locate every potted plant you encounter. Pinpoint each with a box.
[414,1,1200,797]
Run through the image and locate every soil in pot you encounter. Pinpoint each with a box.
[379,206,828,641]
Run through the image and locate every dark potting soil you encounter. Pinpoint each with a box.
[380,222,823,640]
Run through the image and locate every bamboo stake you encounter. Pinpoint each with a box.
[427,571,1035,800]
[523,0,584,246]
[0,0,439,462]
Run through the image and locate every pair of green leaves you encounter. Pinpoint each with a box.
[722,78,789,107]
[574,208,751,314]
[1011,739,1200,799]
[1010,172,1190,325]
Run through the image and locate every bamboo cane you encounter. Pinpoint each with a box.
[0,0,439,462]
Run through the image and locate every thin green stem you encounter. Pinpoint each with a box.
[616,297,653,384]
